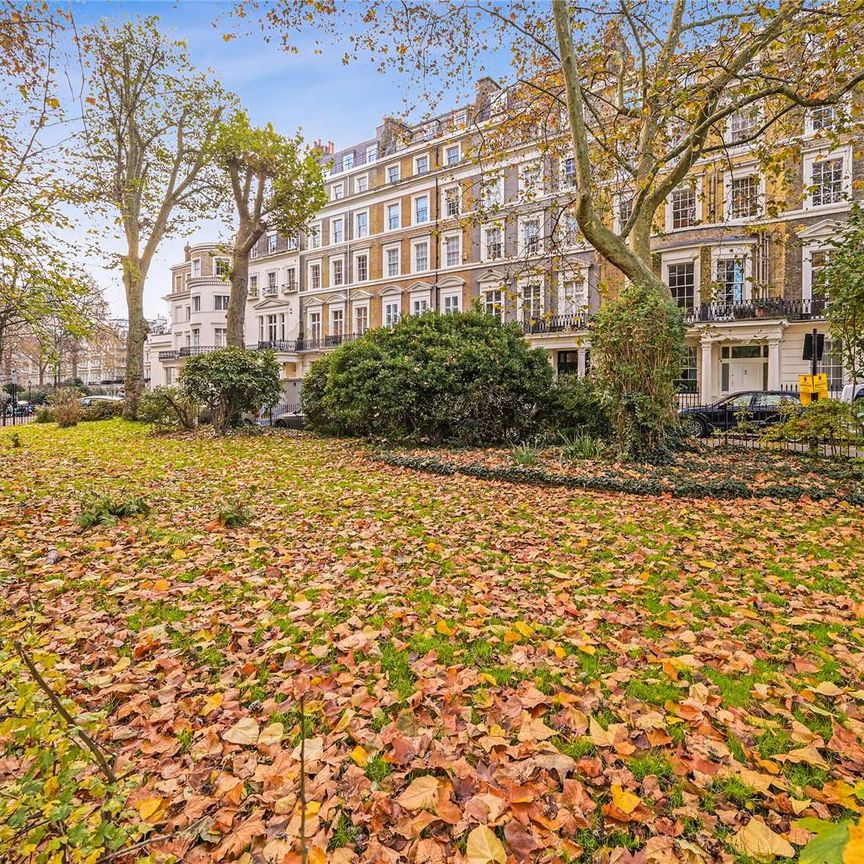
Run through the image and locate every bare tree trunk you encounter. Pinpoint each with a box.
[226,238,249,348]
[628,215,656,278]
[122,260,149,420]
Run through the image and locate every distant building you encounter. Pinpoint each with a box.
[5,314,164,390]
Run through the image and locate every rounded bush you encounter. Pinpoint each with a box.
[180,347,281,435]
[302,310,554,445]
[549,375,611,439]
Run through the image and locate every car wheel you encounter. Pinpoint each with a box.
[682,415,708,438]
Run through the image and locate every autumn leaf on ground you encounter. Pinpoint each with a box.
[396,775,440,810]
[466,825,506,864]
[730,817,795,859]
[222,717,259,745]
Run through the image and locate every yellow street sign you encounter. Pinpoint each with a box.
[800,373,829,405]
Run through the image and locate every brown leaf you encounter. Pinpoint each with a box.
[396,775,440,811]
[222,717,259,746]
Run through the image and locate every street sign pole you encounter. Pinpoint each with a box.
[811,328,818,376]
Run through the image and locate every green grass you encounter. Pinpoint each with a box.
[2,421,863,864]
[628,752,674,782]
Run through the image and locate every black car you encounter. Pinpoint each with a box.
[679,390,801,437]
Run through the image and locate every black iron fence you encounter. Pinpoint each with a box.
[675,389,703,410]
[675,384,861,458]
[1,407,36,427]
[703,427,861,459]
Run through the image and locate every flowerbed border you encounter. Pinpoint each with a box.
[375,452,864,505]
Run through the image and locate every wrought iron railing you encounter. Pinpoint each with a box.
[520,313,591,335]
[257,333,362,353]
[295,333,360,352]
[518,299,826,335]
[157,345,219,360]
[258,340,300,352]
[683,297,827,324]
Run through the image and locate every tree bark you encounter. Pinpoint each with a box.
[226,226,250,347]
[122,259,149,420]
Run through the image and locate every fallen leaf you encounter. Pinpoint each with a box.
[466,825,506,864]
[351,745,368,767]
[611,784,642,815]
[222,717,259,746]
[396,775,440,811]
[730,818,795,860]
[257,722,283,747]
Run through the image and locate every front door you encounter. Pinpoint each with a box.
[728,359,764,393]
[721,344,769,393]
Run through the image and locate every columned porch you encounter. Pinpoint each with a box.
[690,321,787,404]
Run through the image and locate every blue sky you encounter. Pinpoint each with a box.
[68,1,501,317]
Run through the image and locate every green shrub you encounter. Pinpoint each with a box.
[218,498,252,528]
[82,400,124,422]
[180,347,281,435]
[302,310,554,445]
[561,431,606,460]
[138,386,200,433]
[49,388,82,428]
[77,493,150,529]
[590,282,686,460]
[34,406,54,423]
[763,399,864,456]
[298,353,334,433]
[550,375,611,439]
[511,442,540,466]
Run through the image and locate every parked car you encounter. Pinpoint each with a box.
[679,390,801,437]
[841,383,864,403]
[273,409,304,430]
[79,395,124,407]
[3,401,32,416]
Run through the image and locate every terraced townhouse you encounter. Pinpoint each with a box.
[147,78,859,403]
